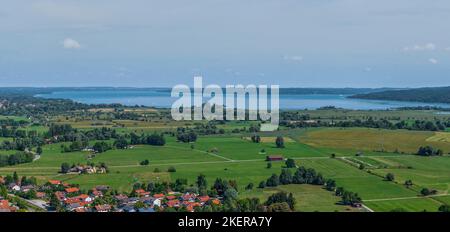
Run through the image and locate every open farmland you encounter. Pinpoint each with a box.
[300,128,450,154]
[1,106,450,212]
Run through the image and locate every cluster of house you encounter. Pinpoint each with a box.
[2,179,37,194]
[51,181,111,212]
[0,199,18,212]
[114,189,221,212]
[50,180,222,212]
[1,176,223,212]
[0,177,23,212]
[66,165,107,174]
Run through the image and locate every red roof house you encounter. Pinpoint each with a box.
[135,189,150,197]
[153,193,165,199]
[48,180,61,185]
[95,204,112,212]
[198,196,210,203]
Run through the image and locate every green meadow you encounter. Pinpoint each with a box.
[1,125,449,212]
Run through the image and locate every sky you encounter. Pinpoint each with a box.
[0,0,450,88]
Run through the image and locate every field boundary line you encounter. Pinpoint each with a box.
[364,193,450,202]
[165,145,234,161]
[361,204,374,212]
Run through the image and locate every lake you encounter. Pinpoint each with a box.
[35,89,450,110]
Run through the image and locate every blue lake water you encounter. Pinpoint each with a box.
[36,89,450,110]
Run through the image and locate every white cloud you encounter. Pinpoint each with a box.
[283,55,303,63]
[62,38,81,49]
[403,43,436,52]
[428,58,438,64]
[365,67,372,72]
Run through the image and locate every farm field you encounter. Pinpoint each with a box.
[239,184,362,212]
[1,115,450,212]
[300,128,450,154]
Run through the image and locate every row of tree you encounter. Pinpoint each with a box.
[417,146,445,156]
[0,152,35,167]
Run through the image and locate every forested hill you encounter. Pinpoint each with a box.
[349,86,450,103]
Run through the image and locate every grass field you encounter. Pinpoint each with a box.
[364,197,442,212]
[239,184,362,212]
[369,156,450,193]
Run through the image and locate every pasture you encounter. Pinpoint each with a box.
[1,123,450,212]
[300,128,450,154]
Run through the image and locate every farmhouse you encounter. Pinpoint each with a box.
[68,165,107,174]
[91,189,103,198]
[137,207,155,213]
[266,155,284,161]
[95,185,110,191]
[36,192,46,198]
[8,183,21,191]
[135,189,150,197]
[0,200,16,212]
[21,185,35,192]
[153,193,165,199]
[65,187,80,194]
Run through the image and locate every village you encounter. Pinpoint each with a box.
[0,175,222,212]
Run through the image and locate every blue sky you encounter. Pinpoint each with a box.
[0,0,450,88]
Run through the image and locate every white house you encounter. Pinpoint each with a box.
[153,199,161,207]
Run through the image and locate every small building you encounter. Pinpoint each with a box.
[352,202,362,208]
[67,203,86,212]
[135,189,150,197]
[166,195,177,200]
[21,185,35,193]
[65,187,80,194]
[0,200,16,212]
[95,204,112,212]
[8,183,20,192]
[48,180,62,185]
[166,199,180,208]
[137,207,155,213]
[91,189,103,198]
[115,194,128,203]
[95,185,110,192]
[266,155,284,161]
[55,191,66,201]
[36,192,46,199]
[153,193,165,199]
[141,197,155,205]
[153,198,161,207]
[198,196,210,204]
[120,204,136,212]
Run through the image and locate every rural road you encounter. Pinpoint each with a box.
[8,194,47,211]
[363,193,450,202]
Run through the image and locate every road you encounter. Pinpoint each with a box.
[8,194,47,211]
